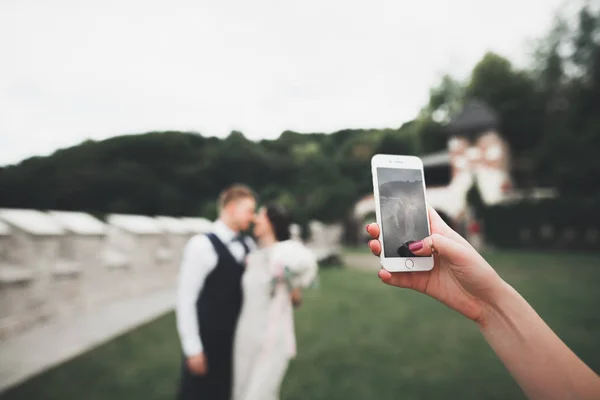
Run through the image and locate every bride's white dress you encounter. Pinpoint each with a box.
[233,240,318,400]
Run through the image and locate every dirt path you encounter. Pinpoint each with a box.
[342,252,381,272]
[0,289,175,393]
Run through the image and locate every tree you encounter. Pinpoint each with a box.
[534,4,600,198]
[427,74,466,124]
[412,75,465,155]
[466,52,544,155]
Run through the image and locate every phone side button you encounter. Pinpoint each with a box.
[405,259,414,269]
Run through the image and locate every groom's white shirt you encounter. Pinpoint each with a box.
[176,220,255,357]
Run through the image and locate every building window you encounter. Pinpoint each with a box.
[449,138,462,151]
[485,145,502,161]
[454,156,468,170]
[466,147,481,161]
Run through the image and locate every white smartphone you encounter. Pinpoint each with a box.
[371,154,434,272]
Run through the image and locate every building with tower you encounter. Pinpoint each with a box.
[353,100,536,245]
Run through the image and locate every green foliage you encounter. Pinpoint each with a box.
[466,52,544,155]
[0,128,418,224]
[534,4,600,197]
[427,74,466,124]
[413,118,446,154]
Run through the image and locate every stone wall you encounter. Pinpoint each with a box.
[0,212,207,341]
[0,211,342,341]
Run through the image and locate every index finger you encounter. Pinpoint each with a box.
[366,223,380,239]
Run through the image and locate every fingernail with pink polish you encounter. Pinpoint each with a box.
[365,224,371,232]
[408,241,423,251]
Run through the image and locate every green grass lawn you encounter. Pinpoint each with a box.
[2,251,600,400]
[343,246,371,254]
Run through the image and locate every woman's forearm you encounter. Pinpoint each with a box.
[479,281,600,400]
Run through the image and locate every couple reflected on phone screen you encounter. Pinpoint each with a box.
[377,168,429,258]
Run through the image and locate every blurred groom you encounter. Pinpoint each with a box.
[176,184,257,400]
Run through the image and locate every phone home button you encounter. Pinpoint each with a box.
[405,259,414,269]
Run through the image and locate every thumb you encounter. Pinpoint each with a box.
[409,233,472,266]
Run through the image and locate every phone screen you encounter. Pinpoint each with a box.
[377,167,429,258]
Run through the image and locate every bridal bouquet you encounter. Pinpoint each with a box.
[270,262,318,298]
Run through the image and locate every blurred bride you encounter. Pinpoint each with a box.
[233,203,318,400]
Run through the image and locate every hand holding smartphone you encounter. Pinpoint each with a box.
[371,154,434,272]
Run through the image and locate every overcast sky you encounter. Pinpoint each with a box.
[0,0,569,166]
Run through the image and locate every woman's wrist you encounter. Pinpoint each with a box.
[476,278,521,330]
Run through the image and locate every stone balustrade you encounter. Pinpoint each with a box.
[0,209,343,341]
[0,209,213,341]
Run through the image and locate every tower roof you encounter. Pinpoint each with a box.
[446,100,498,136]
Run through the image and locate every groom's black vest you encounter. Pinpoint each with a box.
[196,233,247,336]
[177,233,248,400]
